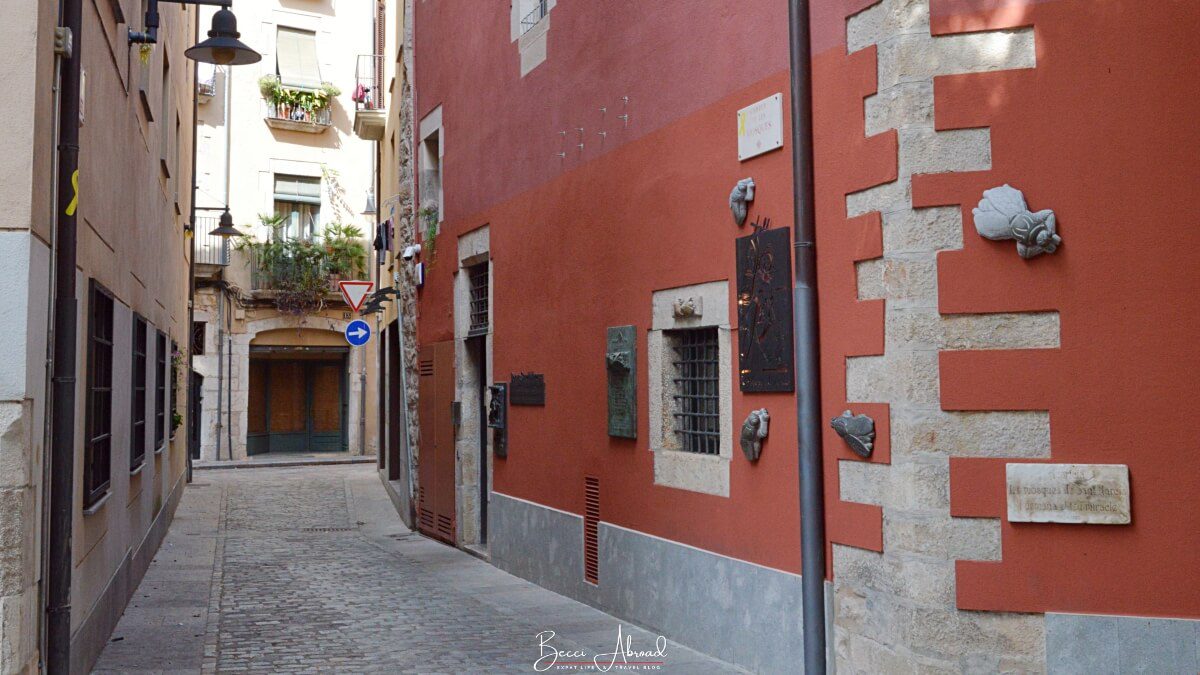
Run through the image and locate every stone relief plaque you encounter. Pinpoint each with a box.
[1006,463,1131,525]
[606,325,637,438]
[736,227,794,392]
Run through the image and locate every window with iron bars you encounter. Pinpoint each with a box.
[467,262,489,337]
[85,281,114,507]
[668,327,720,455]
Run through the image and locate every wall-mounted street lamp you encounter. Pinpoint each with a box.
[130,1,261,66]
[208,208,244,239]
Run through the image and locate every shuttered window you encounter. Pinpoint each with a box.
[276,27,322,89]
[274,174,322,239]
[155,330,166,451]
[131,315,147,470]
[85,281,114,507]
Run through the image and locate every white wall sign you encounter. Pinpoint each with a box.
[1006,463,1131,525]
[737,93,784,161]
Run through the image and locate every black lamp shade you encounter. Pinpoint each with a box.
[185,8,261,66]
[209,210,244,238]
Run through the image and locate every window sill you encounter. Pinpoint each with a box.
[155,444,166,456]
[83,491,111,516]
[130,461,146,476]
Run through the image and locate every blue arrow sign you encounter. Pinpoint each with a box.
[345,319,372,347]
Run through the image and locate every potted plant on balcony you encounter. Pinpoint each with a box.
[258,75,341,124]
[322,223,367,288]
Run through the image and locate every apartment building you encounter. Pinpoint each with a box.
[192,0,377,462]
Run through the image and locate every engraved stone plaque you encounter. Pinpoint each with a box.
[606,325,636,438]
[509,373,545,406]
[1006,463,1131,525]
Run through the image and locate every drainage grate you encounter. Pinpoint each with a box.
[300,527,357,532]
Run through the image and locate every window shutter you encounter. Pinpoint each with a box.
[277,27,322,89]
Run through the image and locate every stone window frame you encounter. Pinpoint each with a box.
[648,281,733,497]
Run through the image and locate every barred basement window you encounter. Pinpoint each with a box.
[191,321,205,355]
[155,330,166,451]
[467,262,489,337]
[669,327,720,455]
[85,281,114,507]
[131,315,148,470]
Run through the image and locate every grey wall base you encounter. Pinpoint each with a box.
[70,471,186,674]
[1046,612,1200,674]
[490,492,805,673]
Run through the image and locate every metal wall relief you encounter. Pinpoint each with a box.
[739,409,769,461]
[509,373,545,406]
[736,226,795,392]
[487,383,508,458]
[973,184,1061,259]
[830,410,874,458]
[606,325,637,438]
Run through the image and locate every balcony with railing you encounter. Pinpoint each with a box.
[259,75,337,134]
[263,99,333,133]
[194,215,230,267]
[197,64,218,103]
[520,0,548,35]
[352,54,386,141]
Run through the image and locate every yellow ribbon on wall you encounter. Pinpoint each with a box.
[65,170,79,216]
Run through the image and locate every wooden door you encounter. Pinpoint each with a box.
[247,360,270,455]
[269,361,309,453]
[309,362,344,451]
[417,340,456,543]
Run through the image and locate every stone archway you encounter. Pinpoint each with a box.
[218,314,365,461]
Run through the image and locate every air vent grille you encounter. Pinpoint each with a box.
[584,476,600,585]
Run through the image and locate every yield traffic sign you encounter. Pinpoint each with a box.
[345,319,372,347]
[338,280,374,312]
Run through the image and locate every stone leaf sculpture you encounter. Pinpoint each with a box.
[729,177,756,227]
[739,408,769,462]
[830,410,874,458]
[972,184,1061,259]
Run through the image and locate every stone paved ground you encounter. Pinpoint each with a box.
[93,464,744,674]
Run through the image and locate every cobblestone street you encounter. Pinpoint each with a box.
[92,465,742,674]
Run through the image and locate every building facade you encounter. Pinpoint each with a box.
[398,0,1200,672]
[0,0,197,671]
[192,0,378,462]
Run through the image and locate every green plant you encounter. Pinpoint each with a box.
[258,74,281,99]
[171,410,183,433]
[419,206,439,262]
[322,223,367,278]
[258,76,341,120]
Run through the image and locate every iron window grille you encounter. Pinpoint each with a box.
[85,281,114,507]
[170,340,178,437]
[467,262,489,338]
[520,0,548,35]
[191,321,206,355]
[131,315,148,471]
[669,327,721,455]
[155,331,166,451]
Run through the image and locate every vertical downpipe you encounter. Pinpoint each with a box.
[47,0,84,669]
[788,0,827,672]
[186,6,199,481]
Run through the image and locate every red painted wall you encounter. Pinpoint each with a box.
[413,1,801,571]
[924,0,1200,617]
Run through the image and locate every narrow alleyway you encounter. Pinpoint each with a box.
[91,465,743,674]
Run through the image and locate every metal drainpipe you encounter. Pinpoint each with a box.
[215,288,224,460]
[186,6,199,482]
[788,0,827,672]
[47,0,84,668]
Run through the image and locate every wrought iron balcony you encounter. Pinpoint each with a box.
[520,0,548,35]
[352,54,386,140]
[194,216,230,266]
[263,99,332,134]
[197,64,218,102]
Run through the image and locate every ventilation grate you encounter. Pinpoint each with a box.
[419,358,435,376]
[467,262,489,338]
[437,514,454,540]
[584,476,600,585]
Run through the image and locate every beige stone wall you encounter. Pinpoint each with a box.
[0,0,196,669]
[832,1,1058,671]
